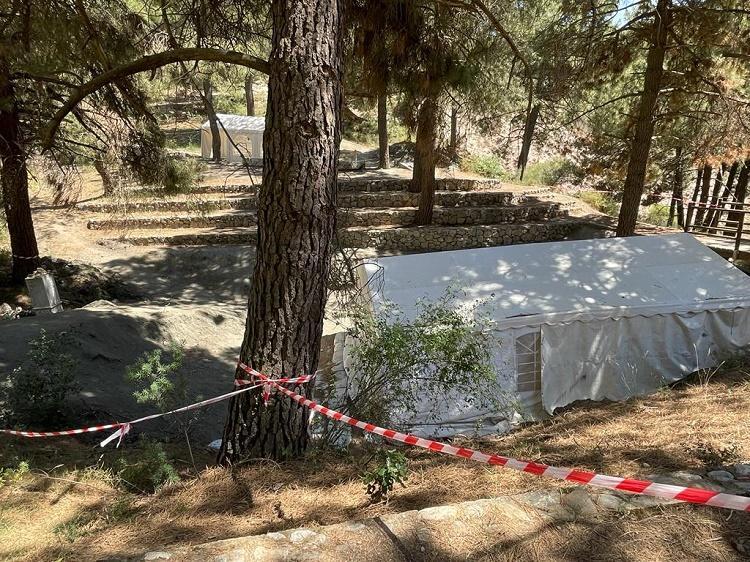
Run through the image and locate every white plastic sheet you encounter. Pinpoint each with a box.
[540,308,750,413]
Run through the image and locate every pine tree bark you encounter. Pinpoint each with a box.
[218,0,342,463]
[616,0,671,236]
[517,104,540,180]
[449,104,458,159]
[412,93,439,225]
[685,165,703,230]
[203,78,221,161]
[0,58,39,283]
[727,160,750,231]
[702,163,725,227]
[711,160,739,229]
[694,164,713,225]
[377,93,390,169]
[93,158,116,196]
[245,73,255,116]
[667,146,684,227]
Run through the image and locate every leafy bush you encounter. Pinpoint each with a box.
[126,343,186,412]
[0,461,30,486]
[460,154,508,178]
[520,158,575,186]
[344,291,502,430]
[362,449,408,502]
[2,330,79,426]
[643,203,670,226]
[116,439,179,493]
[162,158,204,194]
[578,190,620,216]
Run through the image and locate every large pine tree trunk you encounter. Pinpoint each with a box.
[449,103,458,159]
[616,0,671,236]
[245,73,255,116]
[203,78,221,161]
[0,59,39,283]
[702,163,725,227]
[377,93,390,169]
[694,164,713,225]
[727,161,750,231]
[711,160,739,229]
[218,0,341,463]
[412,94,439,225]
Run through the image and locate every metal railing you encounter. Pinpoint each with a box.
[683,198,750,258]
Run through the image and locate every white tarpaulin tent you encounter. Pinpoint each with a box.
[201,114,264,162]
[350,233,750,437]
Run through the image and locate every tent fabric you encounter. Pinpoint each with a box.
[200,114,265,162]
[361,233,750,328]
[540,307,750,413]
[349,233,750,437]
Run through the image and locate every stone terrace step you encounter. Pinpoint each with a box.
[79,188,550,214]
[88,203,569,231]
[101,219,580,251]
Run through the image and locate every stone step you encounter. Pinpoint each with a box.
[88,203,569,231]
[100,219,580,251]
[79,188,551,214]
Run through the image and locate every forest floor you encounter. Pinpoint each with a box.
[0,367,748,561]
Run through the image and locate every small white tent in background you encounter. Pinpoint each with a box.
[349,233,750,437]
[201,114,265,163]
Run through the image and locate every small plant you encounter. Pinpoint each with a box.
[0,461,30,486]
[520,158,576,186]
[116,439,179,493]
[362,449,408,502]
[2,329,79,426]
[53,512,98,543]
[126,342,186,412]
[460,153,508,178]
[578,190,620,216]
[162,158,204,194]
[642,203,670,226]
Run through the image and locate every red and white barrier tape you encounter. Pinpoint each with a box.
[237,362,314,405]
[259,374,750,513]
[0,382,264,448]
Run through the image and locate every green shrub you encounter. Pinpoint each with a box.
[0,461,30,486]
[116,439,179,493]
[2,330,79,426]
[520,158,575,186]
[125,343,186,412]
[163,158,204,194]
[643,203,670,226]
[361,449,408,502]
[460,154,508,178]
[578,191,620,216]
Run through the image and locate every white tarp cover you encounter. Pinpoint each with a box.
[201,114,265,162]
[355,233,750,434]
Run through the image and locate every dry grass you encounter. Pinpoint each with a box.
[0,369,749,561]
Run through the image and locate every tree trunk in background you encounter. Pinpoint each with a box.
[517,104,540,181]
[727,160,750,231]
[377,93,389,169]
[667,147,684,227]
[245,73,255,116]
[218,0,342,463]
[685,165,702,229]
[702,163,725,227]
[0,60,39,283]
[449,104,458,159]
[616,0,671,236]
[203,78,221,161]
[93,158,116,196]
[694,164,712,225]
[711,160,739,229]
[412,94,439,225]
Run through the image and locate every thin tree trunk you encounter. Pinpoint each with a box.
[727,160,750,231]
[702,163,725,227]
[0,58,39,283]
[668,146,684,227]
[93,158,116,196]
[449,103,458,158]
[412,93,439,225]
[377,93,389,169]
[711,160,739,229]
[517,104,540,180]
[685,165,703,230]
[245,73,255,116]
[694,164,712,225]
[616,0,671,236]
[203,78,221,161]
[218,0,342,463]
